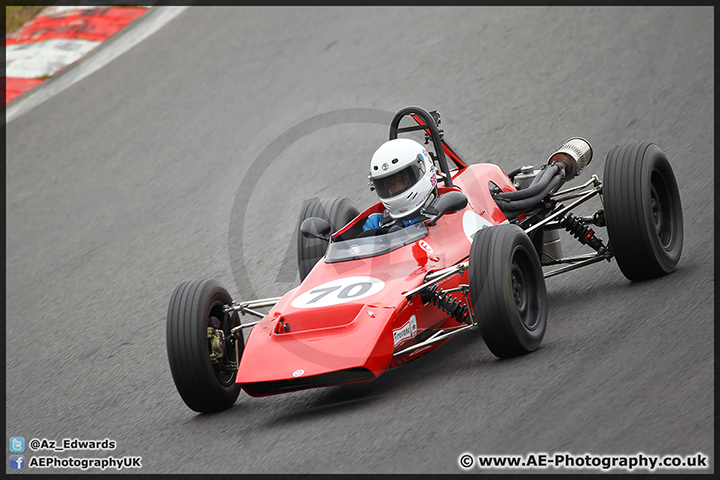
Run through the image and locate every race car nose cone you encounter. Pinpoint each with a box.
[547,137,593,180]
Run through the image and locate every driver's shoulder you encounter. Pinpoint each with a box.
[362,212,383,230]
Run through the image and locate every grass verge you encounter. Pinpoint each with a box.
[6,5,47,35]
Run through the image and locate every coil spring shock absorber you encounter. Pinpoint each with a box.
[422,285,470,324]
[559,211,607,254]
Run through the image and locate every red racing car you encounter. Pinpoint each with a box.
[166,106,683,413]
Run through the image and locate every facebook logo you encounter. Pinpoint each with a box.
[9,455,25,470]
[10,437,25,452]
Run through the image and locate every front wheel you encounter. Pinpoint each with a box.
[469,224,547,358]
[166,279,242,413]
[603,143,684,281]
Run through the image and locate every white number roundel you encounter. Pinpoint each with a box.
[291,276,385,309]
[462,210,493,243]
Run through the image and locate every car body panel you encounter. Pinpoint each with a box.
[236,163,516,396]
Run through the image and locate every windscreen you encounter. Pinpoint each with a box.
[325,222,429,263]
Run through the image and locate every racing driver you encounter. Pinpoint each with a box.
[363,138,439,232]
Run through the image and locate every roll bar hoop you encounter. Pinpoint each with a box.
[388,106,454,188]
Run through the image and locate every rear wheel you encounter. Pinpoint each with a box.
[296,197,359,281]
[166,279,242,413]
[469,224,547,358]
[603,143,683,280]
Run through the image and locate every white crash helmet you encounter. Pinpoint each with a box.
[369,138,437,219]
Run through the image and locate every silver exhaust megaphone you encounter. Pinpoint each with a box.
[547,137,593,181]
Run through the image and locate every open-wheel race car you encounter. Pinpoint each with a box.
[166,106,683,413]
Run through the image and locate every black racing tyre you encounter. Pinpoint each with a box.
[296,197,359,281]
[469,224,547,358]
[166,279,242,413]
[603,143,683,281]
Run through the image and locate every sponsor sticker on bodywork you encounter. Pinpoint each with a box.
[393,315,418,346]
[418,239,433,254]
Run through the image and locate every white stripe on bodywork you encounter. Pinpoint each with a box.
[462,210,494,243]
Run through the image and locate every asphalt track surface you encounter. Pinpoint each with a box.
[5,6,714,475]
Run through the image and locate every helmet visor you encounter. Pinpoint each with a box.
[374,164,424,199]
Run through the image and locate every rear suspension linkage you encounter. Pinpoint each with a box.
[420,284,470,324]
[558,210,608,255]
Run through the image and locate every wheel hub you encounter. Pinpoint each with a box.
[207,312,239,383]
[511,248,539,330]
[207,325,225,365]
[650,169,675,249]
[511,265,527,314]
[650,185,664,236]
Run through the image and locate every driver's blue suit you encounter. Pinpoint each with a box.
[362,213,422,231]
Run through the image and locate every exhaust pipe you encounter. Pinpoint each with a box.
[547,137,593,181]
